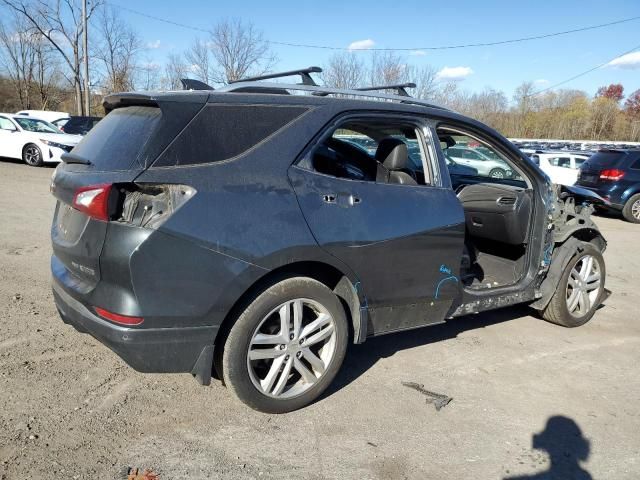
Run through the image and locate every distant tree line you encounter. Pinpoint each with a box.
[1,1,639,141]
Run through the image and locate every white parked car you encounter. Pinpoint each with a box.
[530,152,590,186]
[0,113,81,167]
[444,145,513,178]
[15,109,70,125]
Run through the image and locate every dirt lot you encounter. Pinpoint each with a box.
[0,159,639,480]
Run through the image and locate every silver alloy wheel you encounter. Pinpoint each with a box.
[632,199,640,220]
[24,146,41,165]
[490,169,505,179]
[247,298,337,399]
[566,254,601,317]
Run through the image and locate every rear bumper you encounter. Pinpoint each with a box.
[52,280,217,383]
[574,184,625,210]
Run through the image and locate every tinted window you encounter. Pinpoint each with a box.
[631,159,640,170]
[62,117,101,135]
[574,157,587,167]
[583,151,625,169]
[549,157,571,168]
[155,105,308,167]
[72,106,161,171]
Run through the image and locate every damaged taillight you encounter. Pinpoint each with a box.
[116,184,196,229]
[599,169,625,181]
[73,184,112,221]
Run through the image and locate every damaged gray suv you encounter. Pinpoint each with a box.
[50,67,607,413]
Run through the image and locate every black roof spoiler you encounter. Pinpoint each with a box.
[180,78,214,91]
[230,66,322,86]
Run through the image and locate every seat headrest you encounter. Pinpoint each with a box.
[376,138,409,170]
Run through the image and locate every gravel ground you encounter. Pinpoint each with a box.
[0,159,639,479]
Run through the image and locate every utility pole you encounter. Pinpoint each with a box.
[82,0,90,115]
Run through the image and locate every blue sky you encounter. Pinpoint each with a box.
[111,0,640,99]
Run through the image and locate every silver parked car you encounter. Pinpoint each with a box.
[445,145,513,179]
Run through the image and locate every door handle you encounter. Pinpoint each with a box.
[322,193,361,207]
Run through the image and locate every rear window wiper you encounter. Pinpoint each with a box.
[61,152,92,165]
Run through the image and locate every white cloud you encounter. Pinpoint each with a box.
[436,66,474,81]
[409,50,427,57]
[146,40,161,49]
[347,39,375,51]
[534,78,549,85]
[606,51,640,69]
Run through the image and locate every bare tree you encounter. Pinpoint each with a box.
[368,52,406,86]
[138,60,161,91]
[322,52,365,90]
[208,18,276,84]
[95,6,142,93]
[162,53,187,90]
[406,65,438,100]
[0,14,36,108]
[184,37,212,85]
[32,31,61,108]
[2,0,102,114]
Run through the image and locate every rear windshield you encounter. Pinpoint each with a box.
[583,151,626,169]
[71,106,161,171]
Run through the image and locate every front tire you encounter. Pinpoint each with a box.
[622,193,640,223]
[489,168,506,179]
[222,277,349,413]
[22,143,43,167]
[541,243,605,327]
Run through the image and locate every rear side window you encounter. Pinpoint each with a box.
[583,151,625,169]
[549,157,571,168]
[72,106,161,170]
[154,104,308,167]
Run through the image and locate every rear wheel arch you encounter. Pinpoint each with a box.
[213,261,366,380]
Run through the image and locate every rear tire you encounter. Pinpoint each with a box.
[622,193,640,223]
[22,143,43,167]
[222,277,348,413]
[541,243,605,327]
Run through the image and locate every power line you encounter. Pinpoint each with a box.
[270,16,640,51]
[529,44,640,96]
[105,1,209,33]
[104,1,640,52]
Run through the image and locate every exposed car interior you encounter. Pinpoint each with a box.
[437,127,532,291]
[305,120,534,292]
[309,121,432,186]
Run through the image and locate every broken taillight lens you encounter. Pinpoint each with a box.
[117,184,196,229]
[599,169,625,181]
[73,184,112,221]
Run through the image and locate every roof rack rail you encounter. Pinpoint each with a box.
[229,66,322,86]
[221,82,449,111]
[180,78,214,91]
[355,82,416,97]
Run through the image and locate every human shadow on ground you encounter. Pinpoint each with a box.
[504,415,592,480]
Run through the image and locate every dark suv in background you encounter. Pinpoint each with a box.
[576,149,640,223]
[50,68,608,413]
[59,116,101,135]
